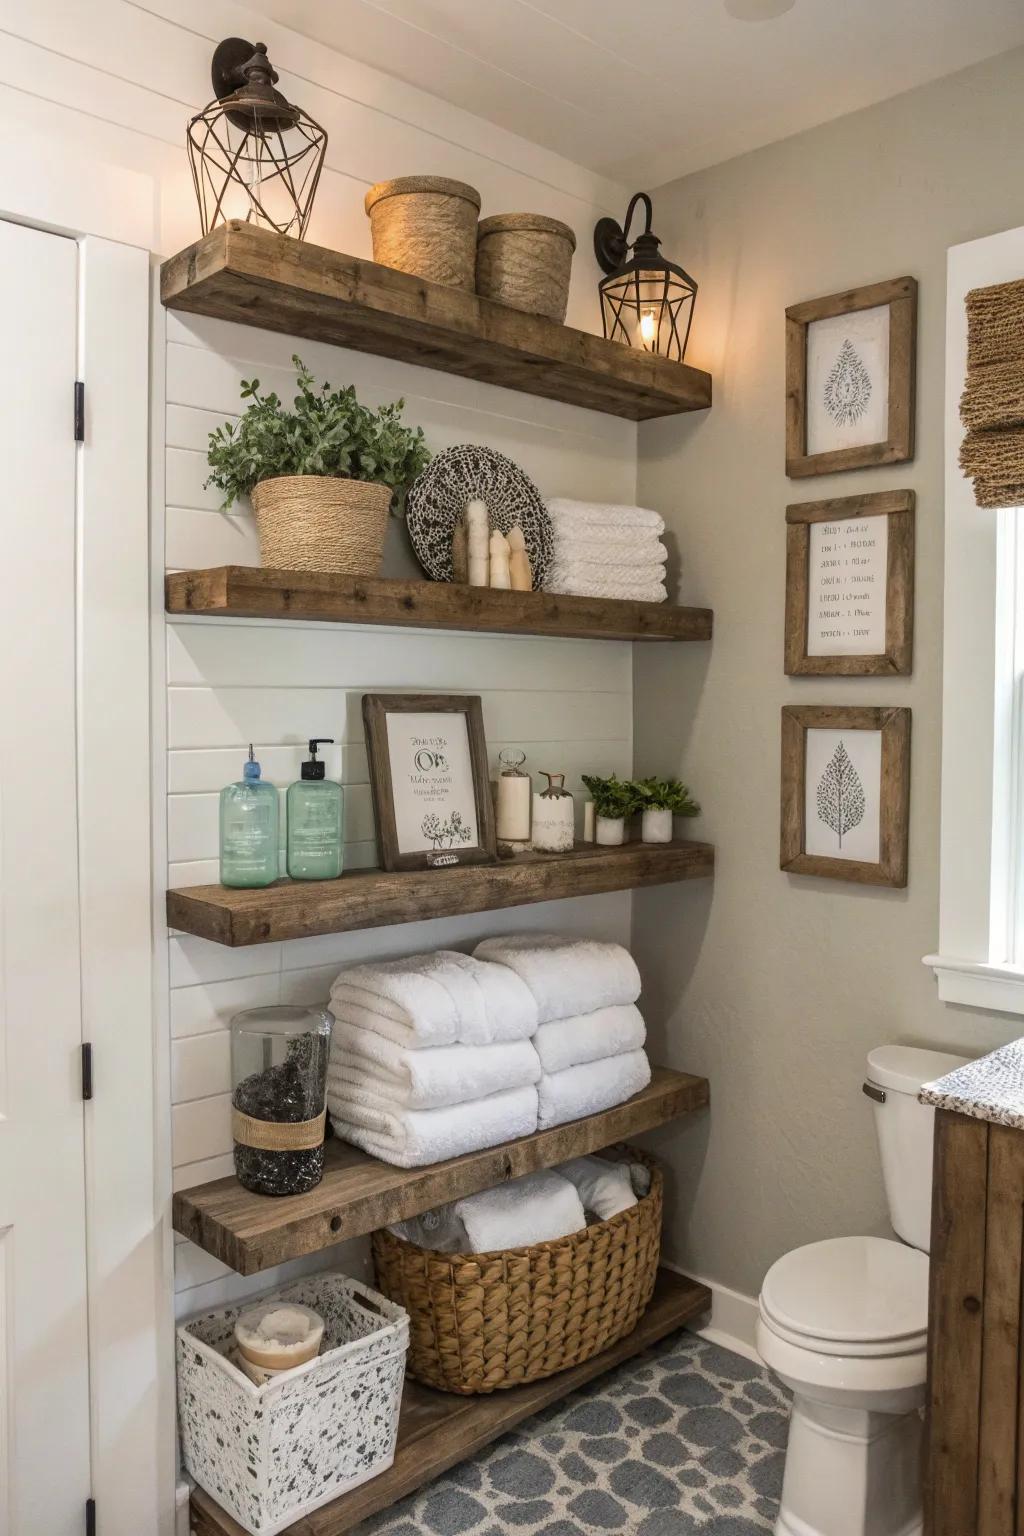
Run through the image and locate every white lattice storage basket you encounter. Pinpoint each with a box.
[177,1274,409,1536]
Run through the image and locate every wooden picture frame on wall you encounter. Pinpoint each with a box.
[786,277,917,478]
[784,490,915,676]
[780,705,911,887]
[363,693,497,872]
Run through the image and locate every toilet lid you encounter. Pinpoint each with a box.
[760,1236,928,1352]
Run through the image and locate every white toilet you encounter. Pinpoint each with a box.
[756,1045,969,1536]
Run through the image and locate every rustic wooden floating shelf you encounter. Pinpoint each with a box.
[161,222,713,421]
[189,1266,711,1536]
[167,840,715,948]
[174,1065,707,1274]
[167,566,714,643]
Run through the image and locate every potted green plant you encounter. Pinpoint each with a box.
[206,356,431,576]
[633,777,700,844]
[581,774,639,847]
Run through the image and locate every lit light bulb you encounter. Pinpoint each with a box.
[639,308,658,346]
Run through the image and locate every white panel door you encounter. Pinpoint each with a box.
[0,220,91,1533]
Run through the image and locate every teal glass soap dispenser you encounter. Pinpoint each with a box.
[219,745,279,888]
[287,738,343,881]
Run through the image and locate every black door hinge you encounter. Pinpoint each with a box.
[81,1043,93,1101]
[74,381,85,443]
[85,1497,96,1536]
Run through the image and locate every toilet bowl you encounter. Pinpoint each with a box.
[756,1046,970,1536]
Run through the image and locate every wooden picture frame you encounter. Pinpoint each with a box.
[786,277,917,478]
[363,693,497,872]
[780,705,911,887]
[785,490,915,676]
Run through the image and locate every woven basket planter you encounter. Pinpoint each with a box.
[371,1147,662,1395]
[250,476,392,575]
[365,176,481,291]
[476,213,577,322]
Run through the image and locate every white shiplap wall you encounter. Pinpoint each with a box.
[166,314,639,1312]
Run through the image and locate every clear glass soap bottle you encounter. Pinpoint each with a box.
[287,738,343,880]
[219,745,279,888]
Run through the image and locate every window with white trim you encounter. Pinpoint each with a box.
[928,224,1024,1015]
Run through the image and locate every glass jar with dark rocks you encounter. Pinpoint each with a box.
[231,1005,332,1196]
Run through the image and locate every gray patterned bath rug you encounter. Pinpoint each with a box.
[358,1330,788,1536]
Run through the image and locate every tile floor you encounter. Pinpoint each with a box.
[361,1330,788,1536]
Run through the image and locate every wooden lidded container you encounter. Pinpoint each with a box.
[476,213,577,322]
[364,176,481,290]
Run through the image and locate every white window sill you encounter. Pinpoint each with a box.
[924,954,1024,1016]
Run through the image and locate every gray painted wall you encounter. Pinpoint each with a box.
[632,46,1024,1299]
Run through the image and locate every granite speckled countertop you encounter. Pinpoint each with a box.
[919,1037,1024,1129]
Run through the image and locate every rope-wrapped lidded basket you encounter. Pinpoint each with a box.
[371,1146,662,1394]
[250,475,392,575]
[365,176,481,291]
[476,213,577,322]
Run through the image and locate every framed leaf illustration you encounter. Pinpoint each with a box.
[780,705,910,886]
[785,278,917,478]
[784,491,915,676]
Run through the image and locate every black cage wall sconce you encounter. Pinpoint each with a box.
[187,38,328,239]
[594,193,697,363]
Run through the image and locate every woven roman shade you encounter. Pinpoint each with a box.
[960,278,1024,508]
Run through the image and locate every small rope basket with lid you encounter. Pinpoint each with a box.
[371,1146,662,1394]
[365,176,481,291]
[476,213,577,322]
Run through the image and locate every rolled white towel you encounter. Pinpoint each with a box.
[453,1170,586,1253]
[474,934,641,1024]
[547,498,666,534]
[537,1049,651,1130]
[556,1155,638,1219]
[329,1084,539,1168]
[328,1028,540,1110]
[544,571,668,603]
[534,1004,646,1075]
[330,950,536,1047]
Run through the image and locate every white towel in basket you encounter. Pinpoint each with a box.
[453,1170,586,1253]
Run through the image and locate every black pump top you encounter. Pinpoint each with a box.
[301,737,334,780]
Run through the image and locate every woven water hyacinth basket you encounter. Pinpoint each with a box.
[371,1147,662,1395]
[365,176,481,291]
[476,213,577,322]
[250,475,392,575]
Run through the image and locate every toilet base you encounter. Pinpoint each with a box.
[775,1394,923,1536]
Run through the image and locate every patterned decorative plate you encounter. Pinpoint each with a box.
[405,444,553,586]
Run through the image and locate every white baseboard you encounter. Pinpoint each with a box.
[662,1260,761,1365]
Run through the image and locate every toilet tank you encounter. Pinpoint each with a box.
[865,1045,971,1252]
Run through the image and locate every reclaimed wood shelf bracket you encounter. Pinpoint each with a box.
[166,566,714,644]
[161,223,713,422]
[173,1064,709,1273]
[167,839,715,947]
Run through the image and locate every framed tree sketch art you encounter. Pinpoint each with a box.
[780,705,911,887]
[786,277,917,478]
[784,490,915,676]
[363,693,497,871]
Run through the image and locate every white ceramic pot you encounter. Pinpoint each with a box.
[595,815,625,846]
[642,807,673,844]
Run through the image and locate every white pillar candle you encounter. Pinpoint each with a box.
[465,499,490,587]
[489,529,511,589]
[496,750,531,846]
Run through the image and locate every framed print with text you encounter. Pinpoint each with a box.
[786,277,917,478]
[363,693,497,871]
[785,490,915,676]
[780,705,910,887]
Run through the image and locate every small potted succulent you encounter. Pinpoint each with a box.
[206,355,430,576]
[633,776,700,844]
[581,774,639,847]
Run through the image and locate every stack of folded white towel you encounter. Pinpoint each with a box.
[474,934,652,1131]
[326,950,539,1168]
[543,498,668,604]
[326,935,652,1167]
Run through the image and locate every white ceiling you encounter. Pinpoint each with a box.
[249,0,1024,187]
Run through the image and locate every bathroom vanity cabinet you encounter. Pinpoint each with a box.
[923,1044,1024,1536]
